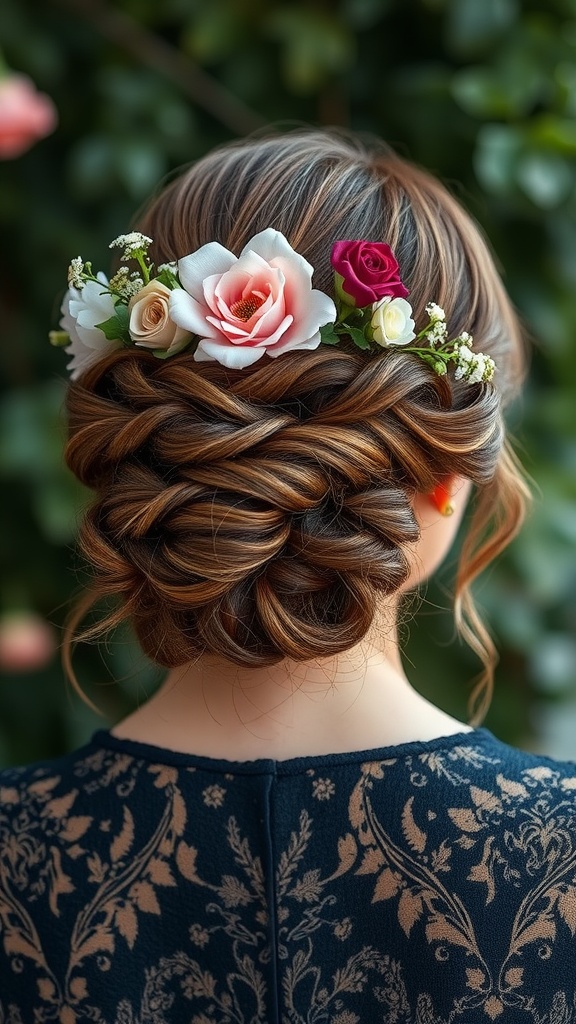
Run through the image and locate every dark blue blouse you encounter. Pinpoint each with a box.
[1,727,576,1022]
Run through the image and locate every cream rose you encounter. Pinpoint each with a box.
[371,296,416,347]
[129,280,190,355]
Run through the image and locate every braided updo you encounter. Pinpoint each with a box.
[64,130,528,716]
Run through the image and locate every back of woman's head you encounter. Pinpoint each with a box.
[64,129,529,720]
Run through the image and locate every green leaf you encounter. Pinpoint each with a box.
[113,300,130,327]
[95,305,130,343]
[418,352,439,369]
[94,316,122,341]
[155,269,179,290]
[347,326,371,351]
[320,324,340,346]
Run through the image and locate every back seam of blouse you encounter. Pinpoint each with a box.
[262,769,280,1023]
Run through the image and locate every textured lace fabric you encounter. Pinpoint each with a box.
[1,728,576,1023]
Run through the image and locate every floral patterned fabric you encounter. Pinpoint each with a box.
[2,727,576,1023]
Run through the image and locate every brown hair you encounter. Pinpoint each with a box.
[64,129,529,721]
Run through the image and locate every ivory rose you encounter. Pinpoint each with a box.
[371,297,416,347]
[129,280,189,355]
[0,74,57,159]
[169,228,336,368]
[331,240,409,307]
[61,273,120,380]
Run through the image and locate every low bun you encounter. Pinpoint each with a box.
[65,347,499,669]
[63,129,530,718]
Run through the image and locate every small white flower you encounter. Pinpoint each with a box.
[371,296,416,347]
[470,353,495,383]
[158,261,178,274]
[454,345,472,380]
[454,346,495,383]
[483,355,496,380]
[109,266,129,282]
[67,257,84,289]
[425,320,447,346]
[468,363,484,384]
[425,302,446,322]
[456,331,473,347]
[126,275,144,296]
[108,266,130,293]
[109,267,146,299]
[109,232,153,260]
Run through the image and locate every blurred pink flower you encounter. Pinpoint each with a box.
[0,73,57,159]
[0,612,56,673]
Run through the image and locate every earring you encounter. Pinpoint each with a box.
[430,483,454,517]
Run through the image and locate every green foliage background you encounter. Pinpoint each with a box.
[0,0,575,766]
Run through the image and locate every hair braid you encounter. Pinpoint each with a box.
[66,344,505,672]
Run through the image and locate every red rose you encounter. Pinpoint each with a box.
[331,240,409,307]
[0,74,57,159]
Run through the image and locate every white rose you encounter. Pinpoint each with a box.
[371,297,416,347]
[129,280,190,355]
[61,272,119,380]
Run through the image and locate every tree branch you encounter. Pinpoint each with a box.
[54,0,267,136]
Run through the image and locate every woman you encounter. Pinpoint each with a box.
[0,130,572,1023]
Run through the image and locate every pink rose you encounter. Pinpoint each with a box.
[0,74,57,159]
[169,228,336,369]
[0,612,55,673]
[331,240,409,307]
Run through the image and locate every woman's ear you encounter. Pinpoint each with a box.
[429,479,456,517]
[403,476,472,590]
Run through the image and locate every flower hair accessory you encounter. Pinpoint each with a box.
[50,230,495,383]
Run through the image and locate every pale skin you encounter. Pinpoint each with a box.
[112,477,474,760]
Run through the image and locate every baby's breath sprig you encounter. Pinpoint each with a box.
[67,257,85,289]
[108,267,145,300]
[66,258,99,291]
[64,233,156,302]
[109,232,154,285]
[401,306,495,383]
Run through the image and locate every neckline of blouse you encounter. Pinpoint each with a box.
[90,726,496,776]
